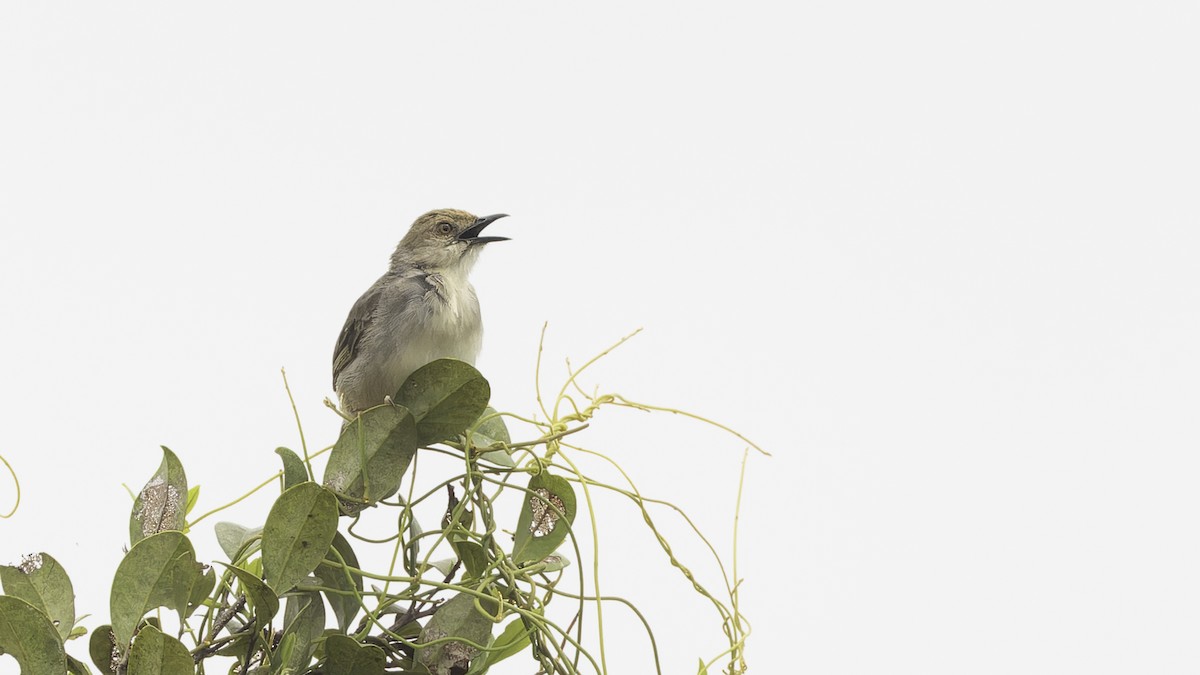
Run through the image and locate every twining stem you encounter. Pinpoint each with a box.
[187,472,281,529]
[610,396,770,457]
[173,330,759,674]
[0,453,18,519]
[548,446,609,674]
[281,368,314,482]
[729,449,751,673]
[535,587,663,675]
[550,329,642,428]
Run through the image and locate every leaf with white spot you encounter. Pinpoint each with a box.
[129,447,187,545]
[512,472,576,565]
[0,552,75,641]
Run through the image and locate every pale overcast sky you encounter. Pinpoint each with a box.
[1,3,1198,674]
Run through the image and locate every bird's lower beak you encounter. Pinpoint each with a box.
[458,213,511,244]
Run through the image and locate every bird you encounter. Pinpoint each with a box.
[332,209,509,416]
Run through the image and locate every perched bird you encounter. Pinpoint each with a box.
[333,209,509,416]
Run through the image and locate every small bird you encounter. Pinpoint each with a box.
[333,209,509,416]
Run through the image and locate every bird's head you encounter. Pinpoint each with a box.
[392,209,509,271]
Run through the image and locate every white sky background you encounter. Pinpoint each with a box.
[1,2,1198,673]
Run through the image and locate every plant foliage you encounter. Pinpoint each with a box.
[0,346,759,674]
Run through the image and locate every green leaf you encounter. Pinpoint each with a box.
[323,634,386,675]
[221,564,279,631]
[273,632,297,672]
[396,359,491,446]
[538,553,571,573]
[470,618,533,673]
[479,448,516,468]
[214,521,262,562]
[511,472,577,565]
[130,447,188,545]
[0,595,67,675]
[323,404,418,514]
[468,408,515,467]
[275,447,309,490]
[243,556,264,579]
[416,591,499,675]
[88,625,116,674]
[450,540,489,580]
[314,532,363,633]
[427,558,457,577]
[66,653,93,675]
[467,407,510,448]
[401,506,425,577]
[277,591,324,672]
[187,565,215,613]
[0,552,75,640]
[184,485,201,517]
[261,482,339,595]
[109,531,203,653]
[127,624,192,675]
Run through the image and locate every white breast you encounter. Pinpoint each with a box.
[385,273,483,387]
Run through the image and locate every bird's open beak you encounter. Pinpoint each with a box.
[458,214,510,244]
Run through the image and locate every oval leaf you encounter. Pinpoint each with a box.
[127,624,192,675]
[0,596,67,675]
[470,407,516,467]
[275,447,309,490]
[88,625,117,674]
[214,521,262,562]
[416,591,499,675]
[480,447,517,468]
[130,447,188,545]
[323,634,386,675]
[261,482,339,594]
[66,654,92,675]
[0,553,75,641]
[221,564,279,631]
[184,485,200,517]
[187,566,216,614]
[314,532,363,633]
[538,553,571,573]
[396,359,491,446]
[472,618,534,673]
[278,591,324,672]
[512,472,577,565]
[323,404,418,514]
[110,531,203,653]
[450,540,489,581]
[468,407,510,449]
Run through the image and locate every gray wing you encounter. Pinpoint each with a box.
[332,283,386,390]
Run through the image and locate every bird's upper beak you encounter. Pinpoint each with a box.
[458,214,510,244]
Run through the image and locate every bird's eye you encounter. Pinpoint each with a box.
[438,222,453,235]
